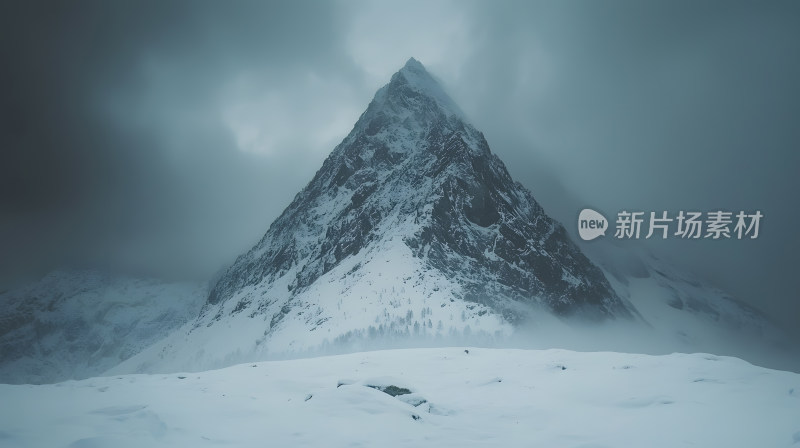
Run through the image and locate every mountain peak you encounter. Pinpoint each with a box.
[379,58,465,119]
[349,59,470,152]
[403,57,423,69]
[399,57,430,81]
[396,57,436,89]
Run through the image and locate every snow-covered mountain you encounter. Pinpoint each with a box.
[1,59,791,384]
[105,58,795,376]
[0,270,206,384]
[594,247,796,371]
[111,58,640,372]
[207,58,633,323]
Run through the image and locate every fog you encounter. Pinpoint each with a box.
[214,318,799,374]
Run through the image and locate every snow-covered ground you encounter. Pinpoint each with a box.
[2,347,798,447]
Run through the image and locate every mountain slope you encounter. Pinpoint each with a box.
[593,246,796,371]
[0,270,206,384]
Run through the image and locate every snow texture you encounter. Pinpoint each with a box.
[1,348,799,447]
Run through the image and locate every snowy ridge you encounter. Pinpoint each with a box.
[0,270,206,384]
[593,247,796,371]
[6,348,800,447]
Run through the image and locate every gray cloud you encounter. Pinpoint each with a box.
[1,1,798,338]
[0,0,358,282]
[443,1,800,338]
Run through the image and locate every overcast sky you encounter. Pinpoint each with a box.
[1,1,798,335]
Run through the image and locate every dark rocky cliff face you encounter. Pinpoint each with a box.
[205,58,632,324]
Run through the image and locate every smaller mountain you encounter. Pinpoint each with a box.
[588,245,797,372]
[0,270,207,384]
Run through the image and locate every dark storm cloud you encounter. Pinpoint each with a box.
[1,1,797,338]
[442,0,800,337]
[0,0,360,284]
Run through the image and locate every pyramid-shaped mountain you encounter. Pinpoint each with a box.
[194,58,632,355]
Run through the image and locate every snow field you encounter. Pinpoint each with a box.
[2,347,799,447]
